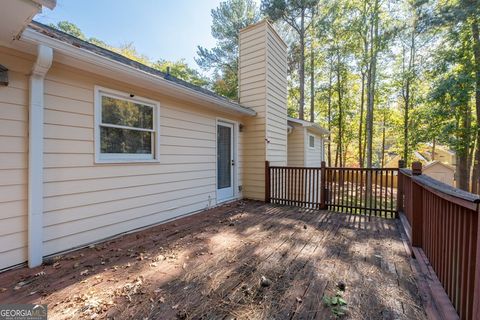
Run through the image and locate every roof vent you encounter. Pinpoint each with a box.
[165,66,171,79]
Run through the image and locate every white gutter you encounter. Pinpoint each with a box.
[28,44,53,268]
[21,28,256,117]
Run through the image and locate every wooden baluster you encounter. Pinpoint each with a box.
[390,169,394,216]
[316,167,319,209]
[336,169,340,212]
[359,169,364,214]
[379,170,384,217]
[265,161,270,203]
[372,170,378,216]
[310,169,313,207]
[347,169,351,213]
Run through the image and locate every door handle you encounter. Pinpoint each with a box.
[231,159,235,166]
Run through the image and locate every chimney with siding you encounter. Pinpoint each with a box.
[239,20,288,200]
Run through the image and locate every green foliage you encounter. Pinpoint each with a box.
[152,60,209,87]
[323,291,348,318]
[261,0,319,24]
[49,21,209,90]
[50,21,86,39]
[196,0,260,99]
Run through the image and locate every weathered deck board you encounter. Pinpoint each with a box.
[0,201,426,320]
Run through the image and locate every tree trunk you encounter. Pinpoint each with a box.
[458,105,472,191]
[432,138,436,161]
[381,111,386,168]
[471,18,480,193]
[336,49,343,167]
[310,37,315,122]
[298,10,305,120]
[359,71,366,167]
[365,0,379,168]
[403,77,410,164]
[327,64,333,166]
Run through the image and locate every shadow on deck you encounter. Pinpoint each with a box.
[0,201,426,319]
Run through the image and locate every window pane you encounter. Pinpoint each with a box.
[217,125,232,189]
[102,95,153,129]
[101,126,152,154]
[309,135,315,148]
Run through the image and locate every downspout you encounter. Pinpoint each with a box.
[28,44,53,268]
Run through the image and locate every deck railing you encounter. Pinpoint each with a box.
[266,160,480,319]
[266,161,398,218]
[398,163,480,320]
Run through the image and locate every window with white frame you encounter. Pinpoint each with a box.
[95,87,159,162]
[308,134,315,149]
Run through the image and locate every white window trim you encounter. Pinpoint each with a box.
[94,86,160,163]
[308,134,315,149]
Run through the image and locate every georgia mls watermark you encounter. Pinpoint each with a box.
[0,304,47,320]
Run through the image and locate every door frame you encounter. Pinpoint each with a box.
[216,118,239,204]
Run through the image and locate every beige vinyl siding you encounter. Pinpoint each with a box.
[287,126,305,167]
[265,27,287,166]
[423,163,455,186]
[305,131,323,167]
[0,48,33,270]
[239,23,267,200]
[40,63,245,257]
[239,21,287,200]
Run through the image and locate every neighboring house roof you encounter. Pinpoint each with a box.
[413,151,428,163]
[423,160,455,172]
[287,117,329,135]
[423,143,455,156]
[25,21,256,117]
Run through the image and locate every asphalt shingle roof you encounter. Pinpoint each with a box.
[29,21,254,115]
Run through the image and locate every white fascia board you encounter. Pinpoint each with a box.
[20,28,256,117]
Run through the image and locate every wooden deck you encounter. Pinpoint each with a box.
[0,201,426,319]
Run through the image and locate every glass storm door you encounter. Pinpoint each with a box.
[217,122,234,201]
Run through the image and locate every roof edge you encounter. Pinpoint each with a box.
[32,0,56,10]
[22,23,256,117]
[287,117,329,135]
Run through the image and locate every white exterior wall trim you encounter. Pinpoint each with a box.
[28,44,53,268]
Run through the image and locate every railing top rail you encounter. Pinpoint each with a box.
[412,173,480,208]
[269,166,321,169]
[399,168,412,176]
[325,167,398,171]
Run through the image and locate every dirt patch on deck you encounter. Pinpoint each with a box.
[0,201,426,319]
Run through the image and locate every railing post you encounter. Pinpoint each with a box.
[320,161,327,209]
[396,160,405,216]
[265,161,271,203]
[473,203,480,317]
[411,161,423,247]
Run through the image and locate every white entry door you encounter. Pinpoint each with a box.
[217,122,234,202]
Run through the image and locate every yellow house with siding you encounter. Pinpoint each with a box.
[0,1,289,271]
[287,117,328,167]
